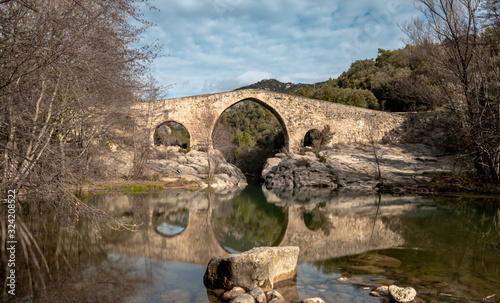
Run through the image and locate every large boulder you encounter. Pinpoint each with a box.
[203,246,300,291]
[262,155,337,189]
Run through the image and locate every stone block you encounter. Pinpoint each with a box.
[204,246,300,291]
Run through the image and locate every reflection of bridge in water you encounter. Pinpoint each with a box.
[99,189,430,265]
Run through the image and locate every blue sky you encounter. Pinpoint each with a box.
[139,0,419,98]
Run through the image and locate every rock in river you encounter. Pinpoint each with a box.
[203,246,299,291]
[248,287,266,303]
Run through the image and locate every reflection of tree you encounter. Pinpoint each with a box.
[212,187,287,252]
[388,197,500,253]
[1,201,143,301]
[228,197,282,244]
[379,197,500,294]
[302,203,334,236]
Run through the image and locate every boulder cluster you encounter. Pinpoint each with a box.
[209,286,287,303]
[204,246,326,303]
[149,146,247,189]
[209,286,326,303]
[262,143,454,193]
[262,152,337,190]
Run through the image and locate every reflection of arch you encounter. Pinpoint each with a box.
[210,186,289,253]
[152,203,189,238]
[301,203,333,236]
[215,98,290,151]
[153,121,190,148]
[303,129,321,147]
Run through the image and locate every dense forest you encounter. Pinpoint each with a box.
[293,47,443,112]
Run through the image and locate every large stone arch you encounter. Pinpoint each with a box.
[215,97,290,151]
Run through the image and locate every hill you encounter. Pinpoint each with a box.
[235,78,325,94]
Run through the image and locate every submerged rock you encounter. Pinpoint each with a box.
[230,293,255,303]
[348,265,386,274]
[352,253,402,268]
[203,246,299,291]
[388,285,417,302]
[248,287,266,303]
[222,287,246,301]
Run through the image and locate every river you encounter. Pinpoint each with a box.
[2,186,499,302]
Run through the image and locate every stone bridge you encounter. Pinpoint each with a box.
[133,89,406,151]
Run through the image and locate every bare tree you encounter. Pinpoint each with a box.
[403,0,500,183]
[195,103,221,180]
[368,121,383,180]
[213,120,237,162]
[0,0,162,190]
[0,0,164,248]
[0,1,166,297]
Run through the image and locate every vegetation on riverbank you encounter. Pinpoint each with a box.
[82,179,203,194]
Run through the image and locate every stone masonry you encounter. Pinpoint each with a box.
[132,89,407,152]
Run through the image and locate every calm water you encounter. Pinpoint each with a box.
[2,186,499,303]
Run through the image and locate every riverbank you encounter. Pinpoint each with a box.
[97,145,248,191]
[262,142,500,195]
[89,142,499,196]
[262,142,454,192]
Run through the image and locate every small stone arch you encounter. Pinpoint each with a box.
[303,128,322,147]
[153,121,191,149]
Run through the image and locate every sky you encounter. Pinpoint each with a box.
[138,0,420,98]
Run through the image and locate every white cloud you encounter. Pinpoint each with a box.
[236,71,273,85]
[137,0,420,97]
